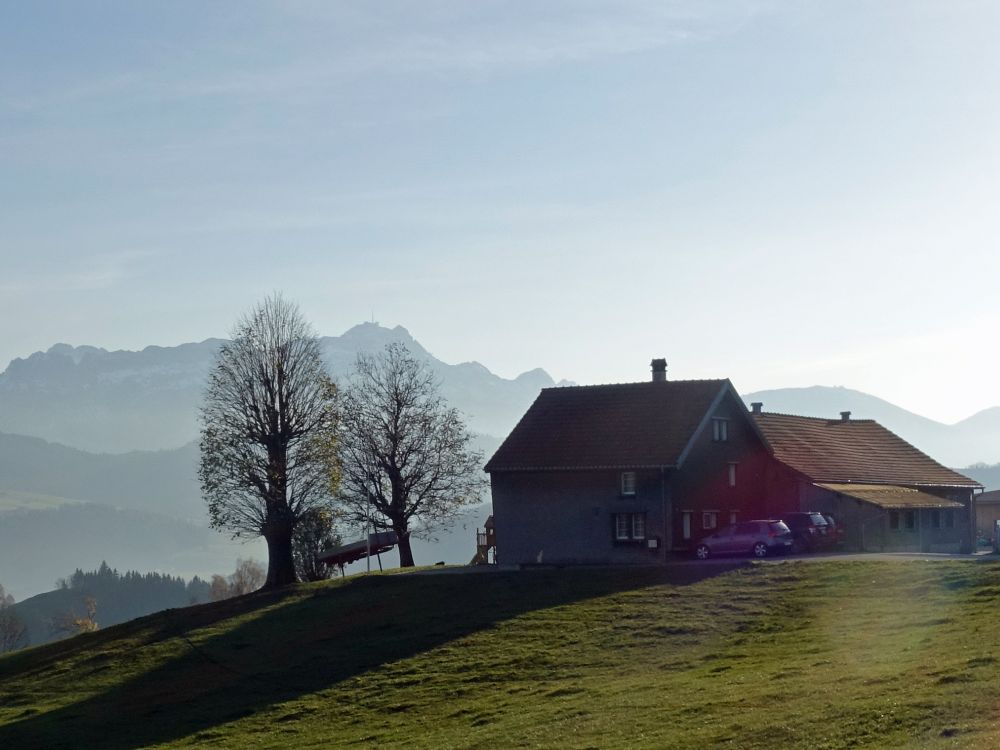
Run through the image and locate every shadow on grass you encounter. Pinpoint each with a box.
[0,563,744,749]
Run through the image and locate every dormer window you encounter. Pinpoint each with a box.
[620,471,636,496]
[712,418,729,442]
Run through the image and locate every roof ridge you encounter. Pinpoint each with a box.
[542,378,727,391]
[756,411,877,423]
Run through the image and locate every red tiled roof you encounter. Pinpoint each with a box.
[485,380,727,472]
[754,413,979,488]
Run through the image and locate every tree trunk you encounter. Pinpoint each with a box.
[397,530,415,567]
[263,517,297,588]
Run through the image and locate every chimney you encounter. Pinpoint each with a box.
[840,411,851,422]
[751,402,763,415]
[650,358,667,382]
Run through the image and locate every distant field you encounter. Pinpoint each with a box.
[0,489,82,512]
[2,560,1000,749]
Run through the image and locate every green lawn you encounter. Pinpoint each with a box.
[2,560,1000,749]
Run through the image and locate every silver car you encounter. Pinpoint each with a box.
[694,520,794,559]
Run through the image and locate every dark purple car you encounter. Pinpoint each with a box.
[694,520,794,559]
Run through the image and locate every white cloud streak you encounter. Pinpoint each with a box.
[3,1,770,111]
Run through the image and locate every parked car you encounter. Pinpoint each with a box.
[694,520,794,559]
[821,513,845,548]
[780,512,830,552]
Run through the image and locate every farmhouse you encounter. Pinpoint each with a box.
[752,406,980,553]
[486,360,772,565]
[486,360,981,564]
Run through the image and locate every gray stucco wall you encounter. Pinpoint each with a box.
[490,469,666,566]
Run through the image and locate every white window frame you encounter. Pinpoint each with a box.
[728,462,738,488]
[620,471,636,496]
[615,514,631,540]
[712,418,729,442]
[703,511,718,530]
[632,514,646,540]
[682,511,692,540]
[729,511,738,526]
[614,512,646,542]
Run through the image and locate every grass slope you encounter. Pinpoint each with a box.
[3,560,1000,749]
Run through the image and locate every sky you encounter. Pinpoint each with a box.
[2,1,999,424]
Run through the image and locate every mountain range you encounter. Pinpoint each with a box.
[0,323,558,454]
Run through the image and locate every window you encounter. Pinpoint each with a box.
[614,513,646,541]
[632,514,645,539]
[712,418,729,442]
[904,510,916,530]
[728,462,738,488]
[944,509,955,529]
[703,511,718,530]
[616,514,630,540]
[682,512,692,540]
[930,510,941,529]
[620,471,636,496]
[729,511,738,526]
[889,511,900,530]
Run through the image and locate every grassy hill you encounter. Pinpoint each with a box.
[2,560,1000,749]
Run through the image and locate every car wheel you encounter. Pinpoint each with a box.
[752,542,768,558]
[695,544,710,560]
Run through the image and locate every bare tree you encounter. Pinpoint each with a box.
[337,343,486,567]
[208,558,268,601]
[0,584,28,654]
[209,574,231,602]
[293,508,342,581]
[199,295,339,587]
[49,596,98,639]
[229,558,266,596]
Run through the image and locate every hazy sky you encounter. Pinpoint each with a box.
[2,1,999,424]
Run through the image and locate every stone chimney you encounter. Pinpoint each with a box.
[840,411,851,422]
[650,358,667,382]
[751,402,763,415]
